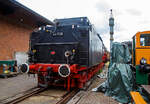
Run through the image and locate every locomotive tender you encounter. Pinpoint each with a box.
[26,17,105,90]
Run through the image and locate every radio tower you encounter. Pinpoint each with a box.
[109,9,114,62]
[109,9,114,51]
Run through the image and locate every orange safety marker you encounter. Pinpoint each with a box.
[130,91,147,104]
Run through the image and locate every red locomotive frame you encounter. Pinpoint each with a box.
[29,62,104,91]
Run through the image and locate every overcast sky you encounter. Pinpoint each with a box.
[17,0,150,50]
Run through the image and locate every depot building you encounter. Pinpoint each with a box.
[0,0,53,63]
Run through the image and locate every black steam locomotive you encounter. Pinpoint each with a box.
[26,17,105,90]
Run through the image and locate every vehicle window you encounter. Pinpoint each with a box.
[140,34,150,46]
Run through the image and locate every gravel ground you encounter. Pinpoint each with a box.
[0,74,37,101]
[67,77,118,104]
[18,88,67,104]
[78,78,118,104]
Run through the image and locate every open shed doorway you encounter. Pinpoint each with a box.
[14,52,28,66]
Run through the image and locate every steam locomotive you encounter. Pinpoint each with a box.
[21,17,106,90]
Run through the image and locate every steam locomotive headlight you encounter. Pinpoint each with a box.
[140,57,147,65]
[19,63,29,73]
[58,64,70,77]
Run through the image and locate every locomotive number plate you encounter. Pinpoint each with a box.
[53,32,64,36]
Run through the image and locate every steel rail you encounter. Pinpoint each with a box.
[0,87,46,104]
[56,89,79,104]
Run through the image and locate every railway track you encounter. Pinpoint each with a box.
[56,89,79,104]
[0,87,79,104]
[0,74,96,104]
[0,87,46,104]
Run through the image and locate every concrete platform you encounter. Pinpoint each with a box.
[0,72,18,78]
[142,85,150,94]
[0,74,37,101]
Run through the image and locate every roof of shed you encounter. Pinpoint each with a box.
[0,0,54,27]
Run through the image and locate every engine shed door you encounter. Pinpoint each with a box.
[14,52,28,66]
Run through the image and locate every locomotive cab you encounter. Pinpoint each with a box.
[132,31,150,84]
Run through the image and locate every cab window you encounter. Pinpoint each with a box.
[140,34,150,46]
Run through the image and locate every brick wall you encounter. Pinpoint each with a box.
[0,16,34,60]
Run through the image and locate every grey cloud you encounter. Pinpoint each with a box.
[95,22,126,37]
[139,20,150,24]
[95,1,111,13]
[126,9,142,16]
[96,23,109,35]
[115,11,123,16]
[114,23,126,32]
[95,1,123,17]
